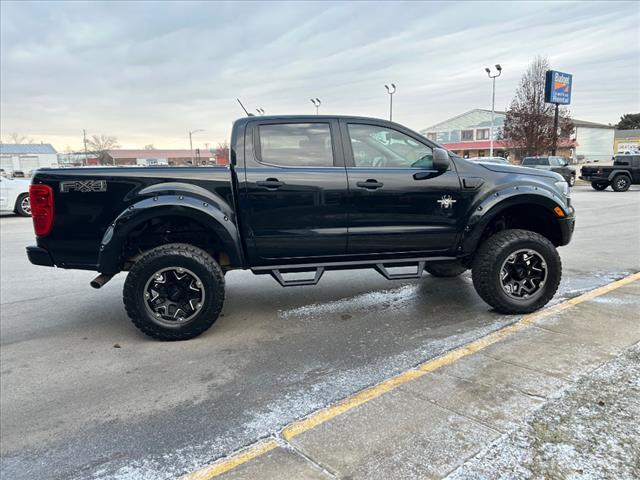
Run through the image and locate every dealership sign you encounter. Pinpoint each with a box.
[545,70,572,104]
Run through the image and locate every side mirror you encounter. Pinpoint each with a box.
[432,148,450,172]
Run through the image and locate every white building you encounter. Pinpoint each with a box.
[420,109,615,163]
[0,144,58,175]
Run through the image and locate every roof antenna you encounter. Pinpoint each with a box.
[236,98,254,116]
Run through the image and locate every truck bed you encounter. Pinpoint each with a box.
[31,166,233,269]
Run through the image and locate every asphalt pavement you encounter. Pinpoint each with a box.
[1,186,639,480]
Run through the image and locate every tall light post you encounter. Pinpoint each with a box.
[189,129,205,164]
[485,64,502,157]
[310,98,321,115]
[384,84,396,121]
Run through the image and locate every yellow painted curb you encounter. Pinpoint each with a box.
[182,271,640,479]
[182,439,279,480]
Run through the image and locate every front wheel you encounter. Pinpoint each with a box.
[123,243,225,340]
[568,175,576,187]
[611,174,631,192]
[591,181,608,191]
[472,229,561,314]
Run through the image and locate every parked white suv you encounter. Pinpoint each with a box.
[0,176,31,216]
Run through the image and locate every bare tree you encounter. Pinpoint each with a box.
[87,134,120,165]
[501,57,574,158]
[215,141,230,164]
[144,144,155,150]
[9,132,34,144]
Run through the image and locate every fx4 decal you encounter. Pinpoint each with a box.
[60,180,107,193]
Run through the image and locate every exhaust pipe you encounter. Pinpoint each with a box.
[90,273,114,289]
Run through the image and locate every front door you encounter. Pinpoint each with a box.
[341,120,462,255]
[241,119,349,264]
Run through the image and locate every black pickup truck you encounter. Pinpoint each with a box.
[580,154,640,191]
[27,116,575,340]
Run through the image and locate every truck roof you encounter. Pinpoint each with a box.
[232,114,414,129]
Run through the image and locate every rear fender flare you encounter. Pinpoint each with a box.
[97,195,243,273]
[460,186,567,254]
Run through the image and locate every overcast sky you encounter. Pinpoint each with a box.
[1,0,638,151]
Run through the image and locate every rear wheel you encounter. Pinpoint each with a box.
[123,243,225,340]
[591,181,608,191]
[611,174,631,192]
[472,229,561,314]
[14,193,31,216]
[424,261,467,277]
[568,175,575,187]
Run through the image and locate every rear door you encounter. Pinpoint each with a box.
[240,119,349,264]
[0,177,8,211]
[340,119,462,255]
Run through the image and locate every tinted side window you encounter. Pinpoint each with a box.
[347,124,433,168]
[614,156,630,166]
[258,123,334,167]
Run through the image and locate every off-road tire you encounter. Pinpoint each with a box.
[568,175,575,187]
[15,193,31,216]
[472,229,561,314]
[591,181,608,191]
[611,174,631,192]
[424,261,467,277]
[123,243,224,341]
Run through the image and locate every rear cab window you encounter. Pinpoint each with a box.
[523,157,548,166]
[257,123,334,167]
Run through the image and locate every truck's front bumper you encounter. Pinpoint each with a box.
[558,212,576,246]
[26,245,55,267]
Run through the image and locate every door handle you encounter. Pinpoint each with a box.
[256,178,284,189]
[356,179,384,190]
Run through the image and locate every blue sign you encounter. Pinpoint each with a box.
[545,70,572,105]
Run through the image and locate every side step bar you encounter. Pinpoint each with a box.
[253,256,456,287]
[270,268,325,287]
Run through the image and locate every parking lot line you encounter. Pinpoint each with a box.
[181,271,640,480]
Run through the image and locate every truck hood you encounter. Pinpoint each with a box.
[478,163,564,181]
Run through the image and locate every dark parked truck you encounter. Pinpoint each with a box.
[27,116,575,340]
[521,156,576,186]
[580,154,640,191]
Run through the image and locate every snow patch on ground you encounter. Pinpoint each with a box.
[446,344,640,480]
[278,284,419,319]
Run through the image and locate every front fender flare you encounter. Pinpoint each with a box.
[460,185,569,254]
[607,170,632,181]
[97,195,244,273]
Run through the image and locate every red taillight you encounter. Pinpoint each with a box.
[29,184,55,236]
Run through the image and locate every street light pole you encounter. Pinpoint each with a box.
[485,64,502,157]
[310,98,321,115]
[83,129,88,166]
[384,83,396,121]
[188,129,204,164]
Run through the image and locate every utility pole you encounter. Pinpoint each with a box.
[484,64,502,157]
[551,103,559,155]
[188,129,204,164]
[310,98,321,115]
[83,129,88,166]
[384,84,396,121]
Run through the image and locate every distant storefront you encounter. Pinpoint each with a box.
[614,129,640,154]
[0,144,58,175]
[420,109,614,163]
[106,149,224,166]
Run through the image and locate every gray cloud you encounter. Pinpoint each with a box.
[1,0,638,150]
